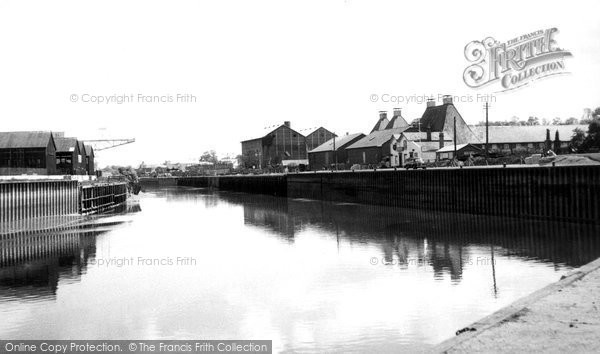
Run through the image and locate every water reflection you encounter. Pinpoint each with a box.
[2,189,600,352]
[190,189,600,272]
[0,203,141,302]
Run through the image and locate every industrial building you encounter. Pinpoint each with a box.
[85,144,95,175]
[308,133,365,170]
[305,127,337,152]
[469,125,587,154]
[0,131,58,175]
[240,121,310,168]
[55,137,87,175]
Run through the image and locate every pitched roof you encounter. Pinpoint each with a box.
[385,113,409,129]
[346,127,408,149]
[0,131,54,149]
[241,124,305,143]
[77,141,86,156]
[470,125,587,144]
[436,143,481,153]
[309,133,365,153]
[371,117,390,133]
[54,137,78,152]
[306,127,334,138]
[84,144,94,156]
[414,104,449,131]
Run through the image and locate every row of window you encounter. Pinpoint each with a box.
[0,149,48,168]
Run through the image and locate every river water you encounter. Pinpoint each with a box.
[1,187,599,352]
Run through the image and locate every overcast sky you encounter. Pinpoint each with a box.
[1,0,599,167]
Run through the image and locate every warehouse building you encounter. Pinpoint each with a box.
[305,127,337,152]
[241,121,308,168]
[308,132,365,170]
[55,137,87,175]
[469,125,587,154]
[0,131,57,175]
[85,144,95,175]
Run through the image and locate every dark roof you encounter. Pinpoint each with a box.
[371,117,390,133]
[385,114,409,130]
[0,131,54,149]
[470,125,587,144]
[84,144,94,156]
[55,137,78,153]
[413,105,449,131]
[309,133,365,153]
[241,124,305,143]
[77,141,86,156]
[347,127,408,149]
[306,127,335,138]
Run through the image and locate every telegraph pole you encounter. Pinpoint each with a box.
[484,102,490,158]
[453,116,457,161]
[333,134,338,171]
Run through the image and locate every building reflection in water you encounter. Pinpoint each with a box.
[0,203,141,302]
[181,189,600,284]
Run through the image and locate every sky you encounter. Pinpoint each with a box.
[1,0,599,167]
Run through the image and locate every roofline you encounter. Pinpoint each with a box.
[241,124,306,143]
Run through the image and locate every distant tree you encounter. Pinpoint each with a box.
[565,117,579,125]
[200,150,219,164]
[594,107,600,119]
[541,118,550,125]
[552,117,562,125]
[510,116,520,125]
[527,116,540,125]
[570,128,586,151]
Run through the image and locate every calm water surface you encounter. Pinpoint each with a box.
[1,187,600,352]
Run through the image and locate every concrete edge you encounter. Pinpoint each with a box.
[430,257,600,353]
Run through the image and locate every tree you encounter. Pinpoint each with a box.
[570,128,586,151]
[200,150,219,164]
[542,118,550,125]
[552,117,562,125]
[565,117,579,125]
[527,116,540,125]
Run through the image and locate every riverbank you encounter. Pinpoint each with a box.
[433,257,600,353]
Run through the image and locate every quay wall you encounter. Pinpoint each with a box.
[176,166,600,223]
[178,175,287,196]
[139,177,178,188]
[0,180,79,223]
[0,180,129,229]
[287,166,600,223]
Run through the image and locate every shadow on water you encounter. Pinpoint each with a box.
[164,187,600,279]
[0,202,142,302]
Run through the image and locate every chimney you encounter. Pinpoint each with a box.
[442,95,453,105]
[284,121,291,128]
[426,99,435,108]
[439,132,445,149]
[393,108,402,117]
[379,111,387,120]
